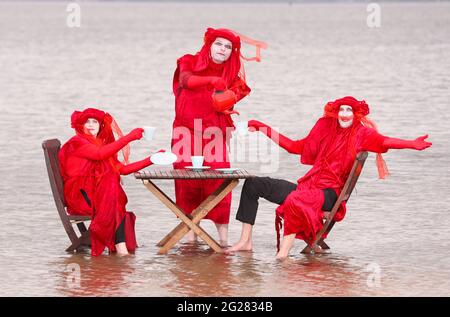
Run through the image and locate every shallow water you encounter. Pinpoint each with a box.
[0,1,449,296]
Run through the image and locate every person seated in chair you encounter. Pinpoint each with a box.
[59,108,161,256]
[226,96,432,259]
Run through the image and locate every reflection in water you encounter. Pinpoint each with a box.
[268,254,379,296]
[162,243,240,297]
[52,246,377,297]
[55,252,135,296]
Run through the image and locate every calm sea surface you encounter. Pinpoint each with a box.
[0,1,449,296]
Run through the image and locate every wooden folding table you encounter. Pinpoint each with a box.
[135,169,254,254]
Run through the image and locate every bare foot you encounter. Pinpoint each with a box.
[185,230,198,244]
[225,240,252,253]
[313,245,326,254]
[301,247,311,254]
[115,242,129,257]
[275,252,289,261]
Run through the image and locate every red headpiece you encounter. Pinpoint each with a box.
[323,97,389,179]
[324,96,369,120]
[70,107,129,164]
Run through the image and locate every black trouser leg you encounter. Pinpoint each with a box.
[235,177,339,225]
[322,188,338,211]
[236,177,298,225]
[115,217,126,244]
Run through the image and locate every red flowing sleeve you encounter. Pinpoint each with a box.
[177,55,195,88]
[59,136,87,178]
[300,117,330,165]
[288,139,305,155]
[72,137,130,161]
[357,126,389,153]
[172,54,195,94]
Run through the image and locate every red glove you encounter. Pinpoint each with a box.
[180,72,226,90]
[248,120,304,154]
[126,128,144,141]
[383,135,432,151]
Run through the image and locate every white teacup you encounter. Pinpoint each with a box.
[191,156,204,168]
[235,121,248,136]
[143,126,156,141]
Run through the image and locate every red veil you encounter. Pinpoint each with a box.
[173,27,267,95]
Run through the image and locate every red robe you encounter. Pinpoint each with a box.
[276,117,389,243]
[172,55,250,224]
[59,135,145,256]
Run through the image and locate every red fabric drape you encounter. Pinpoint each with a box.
[275,117,389,246]
[59,108,148,256]
[171,28,252,224]
[59,135,139,255]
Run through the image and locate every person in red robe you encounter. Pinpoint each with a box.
[59,108,160,256]
[226,96,432,259]
[171,27,266,246]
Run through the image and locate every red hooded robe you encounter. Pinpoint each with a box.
[171,28,251,224]
[276,97,389,245]
[59,108,142,256]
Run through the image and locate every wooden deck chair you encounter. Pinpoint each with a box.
[42,139,91,252]
[301,151,368,254]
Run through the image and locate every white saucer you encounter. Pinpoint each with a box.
[185,166,211,172]
[150,152,178,165]
[215,168,240,174]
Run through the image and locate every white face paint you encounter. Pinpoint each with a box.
[83,118,100,137]
[338,105,354,128]
[210,37,232,64]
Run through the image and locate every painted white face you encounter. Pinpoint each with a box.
[83,118,100,137]
[338,105,354,128]
[210,37,232,64]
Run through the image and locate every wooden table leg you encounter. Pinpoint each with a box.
[144,179,238,254]
[156,179,239,247]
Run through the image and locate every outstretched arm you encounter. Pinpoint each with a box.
[248,120,304,154]
[383,135,432,151]
[119,157,151,175]
[74,128,144,161]
[119,149,166,175]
